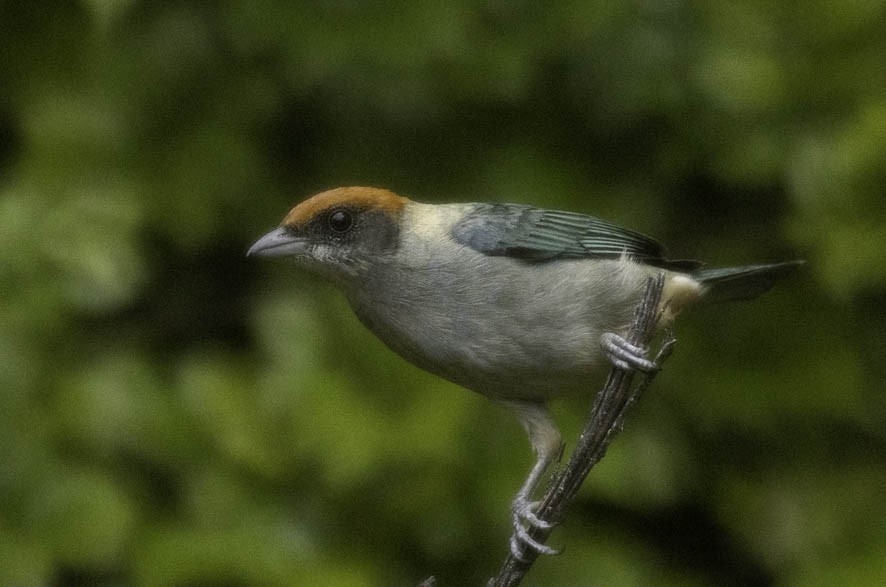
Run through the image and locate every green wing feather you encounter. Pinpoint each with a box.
[451,203,700,270]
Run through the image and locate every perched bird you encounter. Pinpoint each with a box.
[248,186,801,556]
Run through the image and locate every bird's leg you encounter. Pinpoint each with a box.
[500,400,564,559]
[600,331,657,372]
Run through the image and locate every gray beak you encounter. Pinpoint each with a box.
[246,227,308,258]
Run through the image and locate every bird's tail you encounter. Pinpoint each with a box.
[693,261,803,304]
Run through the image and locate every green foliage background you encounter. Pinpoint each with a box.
[2,2,885,585]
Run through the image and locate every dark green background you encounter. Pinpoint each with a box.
[2,2,884,585]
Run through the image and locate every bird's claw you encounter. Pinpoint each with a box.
[601,332,657,372]
[512,496,556,531]
[509,496,560,560]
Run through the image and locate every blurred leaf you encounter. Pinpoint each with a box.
[0,532,51,586]
[29,468,136,568]
[714,464,886,574]
[134,522,375,587]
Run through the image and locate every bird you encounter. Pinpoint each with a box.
[247,186,801,557]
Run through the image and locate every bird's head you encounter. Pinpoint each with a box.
[247,187,409,283]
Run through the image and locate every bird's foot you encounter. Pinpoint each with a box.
[509,495,560,560]
[601,332,657,372]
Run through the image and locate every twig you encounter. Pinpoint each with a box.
[488,273,676,587]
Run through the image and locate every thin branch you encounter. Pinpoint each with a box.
[488,274,676,587]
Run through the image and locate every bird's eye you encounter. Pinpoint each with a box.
[327,209,353,233]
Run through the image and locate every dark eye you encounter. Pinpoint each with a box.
[327,209,353,233]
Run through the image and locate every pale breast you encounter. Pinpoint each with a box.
[348,249,664,400]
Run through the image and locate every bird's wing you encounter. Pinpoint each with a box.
[451,203,699,269]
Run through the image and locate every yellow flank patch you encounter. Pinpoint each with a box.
[282,187,409,227]
[660,274,703,322]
